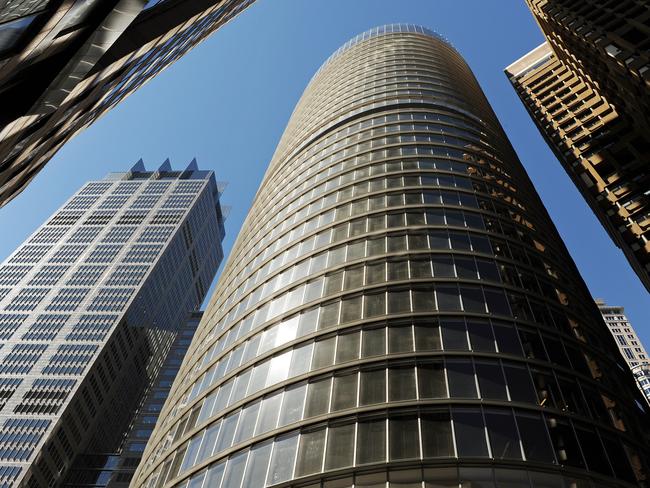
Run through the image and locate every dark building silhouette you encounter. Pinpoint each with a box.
[506,1,650,292]
[0,0,253,207]
[0,160,224,487]
[134,25,649,488]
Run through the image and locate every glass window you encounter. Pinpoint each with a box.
[415,322,441,350]
[493,323,522,356]
[503,363,537,403]
[453,409,488,457]
[295,428,326,477]
[389,325,414,353]
[515,412,555,463]
[366,261,386,284]
[441,319,468,350]
[418,362,447,398]
[389,416,420,460]
[454,257,477,278]
[360,368,386,405]
[289,342,313,377]
[361,327,385,357]
[475,362,508,400]
[437,285,461,311]
[204,461,226,488]
[215,411,238,452]
[388,288,411,313]
[234,401,260,444]
[341,295,362,323]
[432,255,455,277]
[267,433,298,485]
[222,450,247,488]
[484,288,511,315]
[324,423,355,469]
[331,373,358,411]
[485,410,522,459]
[412,285,436,312]
[365,291,386,317]
[256,391,282,434]
[422,411,454,458]
[195,421,220,463]
[242,441,272,488]
[356,419,386,465]
[312,336,336,369]
[447,360,477,398]
[460,286,485,313]
[575,425,610,475]
[389,366,416,401]
[278,382,307,427]
[305,377,331,417]
[546,417,584,468]
[335,331,360,363]
[467,320,495,352]
[387,259,409,280]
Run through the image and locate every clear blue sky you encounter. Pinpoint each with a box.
[1,0,648,344]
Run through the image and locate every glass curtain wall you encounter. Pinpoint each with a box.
[132,24,650,488]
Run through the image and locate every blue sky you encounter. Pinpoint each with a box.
[1,0,647,344]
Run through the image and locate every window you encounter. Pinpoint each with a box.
[356,418,386,464]
[295,428,326,476]
[453,409,488,457]
[389,415,420,460]
[421,411,454,457]
[324,423,354,469]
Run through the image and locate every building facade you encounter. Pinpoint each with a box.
[0,160,225,487]
[505,1,650,293]
[0,0,254,207]
[134,25,649,488]
[596,300,650,404]
[63,311,205,487]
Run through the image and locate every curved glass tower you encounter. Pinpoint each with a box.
[133,25,649,488]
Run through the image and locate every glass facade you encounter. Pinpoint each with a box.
[133,24,650,488]
[0,0,254,207]
[0,160,225,487]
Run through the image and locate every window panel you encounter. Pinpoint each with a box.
[389,416,420,460]
[422,411,454,458]
[295,428,326,477]
[266,433,298,485]
[356,419,386,464]
[360,368,386,405]
[324,423,355,470]
[453,410,488,457]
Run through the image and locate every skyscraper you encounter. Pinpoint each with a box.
[0,0,254,207]
[0,160,225,487]
[596,299,650,405]
[505,2,650,292]
[64,312,205,487]
[134,24,649,488]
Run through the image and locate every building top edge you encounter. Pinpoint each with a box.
[505,42,553,79]
[316,24,449,76]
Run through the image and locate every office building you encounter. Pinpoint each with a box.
[0,160,225,487]
[505,2,650,292]
[0,0,254,207]
[133,25,649,488]
[64,312,204,487]
[597,299,650,404]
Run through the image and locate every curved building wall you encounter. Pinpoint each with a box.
[133,24,650,488]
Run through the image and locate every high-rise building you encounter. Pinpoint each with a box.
[0,160,225,487]
[505,2,650,292]
[133,24,649,488]
[0,0,254,207]
[64,311,205,487]
[596,299,650,405]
